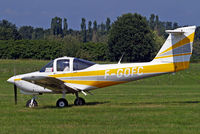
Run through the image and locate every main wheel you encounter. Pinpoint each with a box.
[56,98,68,108]
[74,97,85,106]
[26,99,38,108]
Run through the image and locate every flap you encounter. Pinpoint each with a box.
[22,76,78,93]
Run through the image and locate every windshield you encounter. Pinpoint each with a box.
[40,60,54,72]
[73,58,96,71]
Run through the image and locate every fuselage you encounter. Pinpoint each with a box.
[8,60,178,94]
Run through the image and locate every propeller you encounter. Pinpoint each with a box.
[14,66,17,105]
[14,84,17,105]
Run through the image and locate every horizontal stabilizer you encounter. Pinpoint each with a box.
[165,29,184,34]
[166,26,196,34]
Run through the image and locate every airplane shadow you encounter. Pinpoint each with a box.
[175,101,200,104]
[37,101,109,109]
[33,101,200,109]
[85,101,109,105]
[121,100,200,105]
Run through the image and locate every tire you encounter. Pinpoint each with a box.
[56,98,68,108]
[74,97,85,106]
[26,99,38,108]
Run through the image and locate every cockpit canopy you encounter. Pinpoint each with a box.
[39,60,54,72]
[40,57,96,72]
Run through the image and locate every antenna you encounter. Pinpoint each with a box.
[118,53,125,64]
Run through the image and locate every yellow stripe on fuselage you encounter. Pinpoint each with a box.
[159,32,195,55]
[142,61,189,73]
[60,62,189,87]
[50,61,189,79]
[48,61,189,87]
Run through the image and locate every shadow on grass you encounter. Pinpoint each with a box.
[121,100,200,105]
[37,101,110,109]
[85,101,109,105]
[178,101,200,104]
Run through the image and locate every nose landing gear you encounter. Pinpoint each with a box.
[26,96,38,108]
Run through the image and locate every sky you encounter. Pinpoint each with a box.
[0,0,199,30]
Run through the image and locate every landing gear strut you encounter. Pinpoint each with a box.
[26,96,38,108]
[74,93,85,106]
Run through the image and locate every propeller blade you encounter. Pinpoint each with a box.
[14,84,17,105]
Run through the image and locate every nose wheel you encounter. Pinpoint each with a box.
[26,96,38,108]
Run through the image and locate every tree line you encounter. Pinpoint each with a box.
[0,13,200,62]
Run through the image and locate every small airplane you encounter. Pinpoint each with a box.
[7,26,196,108]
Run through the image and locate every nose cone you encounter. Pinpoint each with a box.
[7,76,15,84]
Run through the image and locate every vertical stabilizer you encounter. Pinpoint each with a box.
[152,26,196,71]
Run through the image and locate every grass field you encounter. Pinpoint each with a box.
[0,59,200,134]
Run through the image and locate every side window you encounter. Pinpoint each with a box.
[57,59,70,72]
[73,58,95,71]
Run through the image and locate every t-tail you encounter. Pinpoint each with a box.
[152,26,196,72]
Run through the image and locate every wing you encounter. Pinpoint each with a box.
[22,76,78,93]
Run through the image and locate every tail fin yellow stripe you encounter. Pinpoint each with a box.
[159,32,195,55]
[154,52,192,59]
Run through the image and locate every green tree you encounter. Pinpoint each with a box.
[166,22,172,30]
[62,35,81,57]
[77,42,108,61]
[88,21,92,41]
[108,13,157,62]
[155,15,159,30]
[51,17,63,36]
[0,40,64,59]
[106,17,111,32]
[100,23,106,35]
[195,26,200,40]
[32,28,44,40]
[81,18,87,42]
[149,14,155,30]
[0,20,21,40]
[92,20,98,42]
[19,26,34,39]
[44,29,51,39]
[63,18,68,36]
[173,22,178,29]
[191,40,200,62]
[93,21,97,31]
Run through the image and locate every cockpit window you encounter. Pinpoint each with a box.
[73,58,96,71]
[40,60,54,72]
[57,59,70,71]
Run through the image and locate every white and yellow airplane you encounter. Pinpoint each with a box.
[7,26,196,108]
